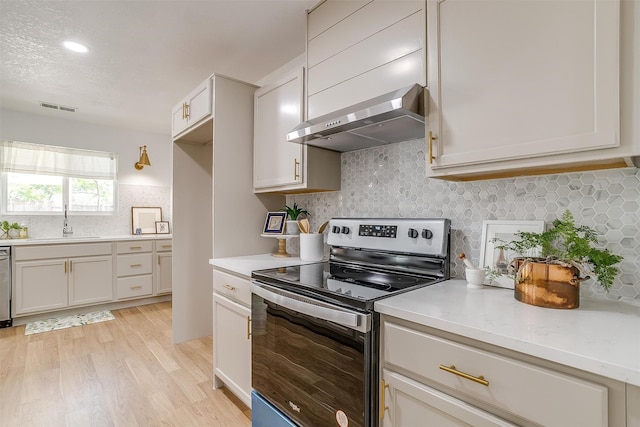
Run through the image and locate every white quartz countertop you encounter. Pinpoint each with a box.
[209,253,324,278]
[4,234,172,246]
[375,280,640,387]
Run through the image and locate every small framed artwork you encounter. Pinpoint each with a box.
[263,212,287,234]
[479,220,545,289]
[155,221,170,234]
[131,207,162,234]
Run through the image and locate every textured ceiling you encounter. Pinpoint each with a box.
[0,0,316,134]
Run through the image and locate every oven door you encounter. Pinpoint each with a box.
[251,282,373,427]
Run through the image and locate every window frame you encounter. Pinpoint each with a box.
[0,172,118,216]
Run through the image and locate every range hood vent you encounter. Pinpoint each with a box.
[287,84,426,152]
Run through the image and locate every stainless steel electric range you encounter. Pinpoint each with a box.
[250,218,451,427]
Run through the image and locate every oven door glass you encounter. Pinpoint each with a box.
[252,285,368,427]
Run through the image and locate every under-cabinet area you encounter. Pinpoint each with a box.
[10,237,172,322]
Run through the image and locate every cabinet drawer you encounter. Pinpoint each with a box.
[212,269,251,306]
[383,321,608,427]
[116,241,153,254]
[117,275,152,299]
[155,239,173,252]
[117,254,152,277]
[14,242,112,261]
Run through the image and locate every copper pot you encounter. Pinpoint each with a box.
[514,258,581,309]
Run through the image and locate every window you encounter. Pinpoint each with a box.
[1,140,117,214]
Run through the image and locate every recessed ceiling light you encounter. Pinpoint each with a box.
[63,41,88,53]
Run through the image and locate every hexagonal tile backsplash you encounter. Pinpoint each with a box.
[288,139,640,305]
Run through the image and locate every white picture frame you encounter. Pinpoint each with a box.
[131,207,162,235]
[479,220,545,288]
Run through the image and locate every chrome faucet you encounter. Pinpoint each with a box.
[63,204,73,237]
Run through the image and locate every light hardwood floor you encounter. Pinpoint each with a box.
[0,301,251,427]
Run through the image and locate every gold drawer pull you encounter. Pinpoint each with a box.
[293,158,300,180]
[428,131,437,164]
[380,379,389,419]
[223,284,236,291]
[129,246,142,250]
[130,285,143,290]
[162,245,172,249]
[439,364,489,386]
[130,263,142,268]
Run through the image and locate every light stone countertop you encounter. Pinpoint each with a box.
[209,253,323,278]
[375,279,640,387]
[4,234,172,246]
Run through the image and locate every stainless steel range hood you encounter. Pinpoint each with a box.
[287,84,426,152]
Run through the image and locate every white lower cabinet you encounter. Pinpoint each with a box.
[14,259,68,314]
[68,256,113,306]
[13,243,113,316]
[382,370,515,427]
[116,241,153,299]
[154,239,172,295]
[212,269,252,408]
[380,316,626,427]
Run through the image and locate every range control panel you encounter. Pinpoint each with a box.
[326,218,450,257]
[359,224,397,238]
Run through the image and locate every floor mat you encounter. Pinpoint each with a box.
[24,310,115,335]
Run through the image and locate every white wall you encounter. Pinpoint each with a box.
[0,108,172,187]
[0,108,172,237]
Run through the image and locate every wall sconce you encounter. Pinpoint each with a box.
[134,145,151,170]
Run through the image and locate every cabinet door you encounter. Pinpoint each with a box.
[171,78,213,138]
[253,68,304,189]
[426,0,619,174]
[212,292,251,407]
[14,260,67,315]
[156,252,172,294]
[382,370,516,427]
[68,256,113,306]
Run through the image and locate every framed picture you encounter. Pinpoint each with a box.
[131,207,162,234]
[155,221,170,234]
[263,212,287,234]
[479,220,545,289]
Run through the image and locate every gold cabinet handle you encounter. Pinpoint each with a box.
[184,102,190,119]
[439,364,489,386]
[162,245,172,249]
[246,316,251,340]
[64,261,67,274]
[130,263,142,268]
[223,284,236,291]
[129,246,142,250]
[69,260,72,273]
[293,158,300,180]
[157,255,160,265]
[428,131,437,164]
[380,379,389,419]
[131,285,143,290]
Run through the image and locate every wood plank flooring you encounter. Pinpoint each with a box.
[0,301,251,427]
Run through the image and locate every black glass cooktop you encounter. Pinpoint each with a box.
[251,262,440,311]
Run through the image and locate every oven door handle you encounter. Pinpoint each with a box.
[251,282,371,333]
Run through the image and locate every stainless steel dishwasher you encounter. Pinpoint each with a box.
[0,246,11,328]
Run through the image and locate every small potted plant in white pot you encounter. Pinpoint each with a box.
[282,202,310,235]
[1,221,21,239]
[494,210,623,309]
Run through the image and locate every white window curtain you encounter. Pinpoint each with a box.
[0,140,118,180]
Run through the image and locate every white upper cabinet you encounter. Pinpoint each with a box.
[426,0,638,180]
[254,68,305,189]
[253,67,341,193]
[171,77,213,140]
[307,0,426,119]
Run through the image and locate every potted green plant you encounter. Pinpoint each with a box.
[282,202,310,235]
[493,210,623,309]
[1,221,21,239]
